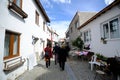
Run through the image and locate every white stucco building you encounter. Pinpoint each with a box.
[78,0,120,57]
[0,0,51,80]
[67,11,97,48]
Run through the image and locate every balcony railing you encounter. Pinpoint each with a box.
[8,0,28,19]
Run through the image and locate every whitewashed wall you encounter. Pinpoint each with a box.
[0,27,5,80]
[0,0,49,80]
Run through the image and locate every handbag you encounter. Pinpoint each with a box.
[45,52,49,57]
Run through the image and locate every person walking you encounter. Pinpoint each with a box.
[53,43,60,65]
[58,44,69,71]
[65,43,70,57]
[44,44,53,68]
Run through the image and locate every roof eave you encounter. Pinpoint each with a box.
[78,0,120,30]
[35,0,50,23]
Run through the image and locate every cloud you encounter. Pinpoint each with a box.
[41,0,53,8]
[51,21,70,38]
[52,0,71,4]
[104,0,114,5]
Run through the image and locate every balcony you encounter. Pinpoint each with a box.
[8,0,28,19]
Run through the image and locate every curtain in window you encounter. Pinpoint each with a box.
[4,34,10,57]
[13,35,18,55]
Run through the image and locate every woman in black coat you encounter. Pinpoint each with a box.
[58,45,69,71]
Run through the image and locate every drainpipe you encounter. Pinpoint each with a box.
[26,58,29,70]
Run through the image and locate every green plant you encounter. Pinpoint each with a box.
[96,53,107,61]
[72,37,84,50]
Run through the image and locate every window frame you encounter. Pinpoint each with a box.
[101,16,120,40]
[13,0,22,9]
[71,27,73,33]
[109,18,119,38]
[83,29,91,43]
[75,20,79,28]
[4,31,20,60]
[43,21,45,31]
[35,11,39,26]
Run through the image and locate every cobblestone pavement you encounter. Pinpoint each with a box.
[68,56,113,80]
[68,57,94,80]
[16,59,70,80]
[16,56,113,80]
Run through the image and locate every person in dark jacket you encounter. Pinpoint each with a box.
[58,45,69,71]
[53,43,60,65]
[65,43,70,57]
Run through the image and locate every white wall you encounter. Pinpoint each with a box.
[0,0,49,80]
[0,27,5,80]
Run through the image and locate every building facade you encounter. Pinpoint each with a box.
[67,11,96,48]
[78,0,120,57]
[0,0,51,80]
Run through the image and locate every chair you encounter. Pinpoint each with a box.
[89,55,101,71]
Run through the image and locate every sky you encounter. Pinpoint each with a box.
[40,0,115,38]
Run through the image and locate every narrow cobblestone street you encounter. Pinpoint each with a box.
[16,56,113,80]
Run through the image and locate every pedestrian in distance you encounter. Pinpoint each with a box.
[53,43,60,65]
[58,44,69,71]
[44,44,53,68]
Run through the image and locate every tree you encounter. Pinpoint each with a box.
[72,37,84,50]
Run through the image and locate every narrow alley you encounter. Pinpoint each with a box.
[16,57,112,80]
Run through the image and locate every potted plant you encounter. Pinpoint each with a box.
[72,37,84,51]
[96,53,108,61]
[101,37,107,44]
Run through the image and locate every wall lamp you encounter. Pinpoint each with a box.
[32,35,39,45]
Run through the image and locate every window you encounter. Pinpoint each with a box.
[83,30,91,42]
[103,23,109,39]
[75,20,79,28]
[101,18,120,39]
[4,31,20,60]
[71,27,73,33]
[110,18,119,38]
[43,22,45,31]
[35,11,39,25]
[13,0,22,8]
